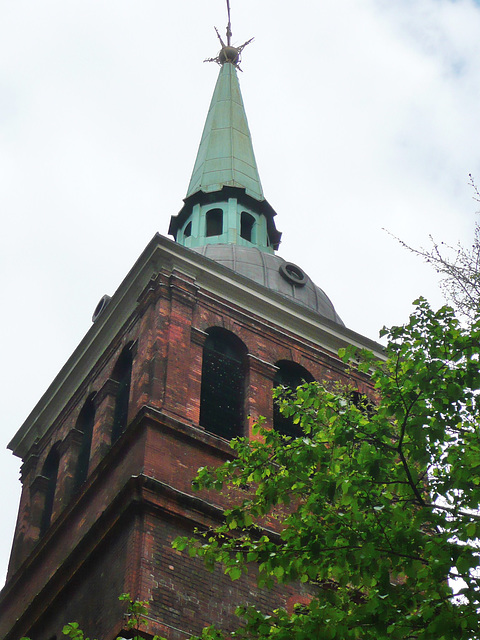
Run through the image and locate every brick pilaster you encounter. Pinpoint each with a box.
[162,271,198,422]
[246,355,279,439]
[89,379,119,472]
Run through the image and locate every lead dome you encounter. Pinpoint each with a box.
[194,244,344,325]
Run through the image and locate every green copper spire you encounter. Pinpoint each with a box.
[186,61,264,201]
[169,18,281,253]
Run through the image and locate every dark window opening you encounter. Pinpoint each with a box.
[111,345,133,444]
[240,212,255,242]
[273,361,315,438]
[206,208,223,237]
[351,390,375,418]
[184,221,192,237]
[73,394,96,491]
[40,445,60,536]
[200,328,247,440]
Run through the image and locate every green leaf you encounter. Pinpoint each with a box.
[228,566,242,581]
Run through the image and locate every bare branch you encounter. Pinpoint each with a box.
[387,176,480,323]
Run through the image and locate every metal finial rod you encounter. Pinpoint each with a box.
[226,0,232,45]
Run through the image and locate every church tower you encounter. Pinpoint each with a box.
[0,16,382,640]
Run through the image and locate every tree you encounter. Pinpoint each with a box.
[396,175,480,324]
[174,299,480,639]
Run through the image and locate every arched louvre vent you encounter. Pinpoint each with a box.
[200,328,247,440]
[240,211,255,242]
[206,208,223,237]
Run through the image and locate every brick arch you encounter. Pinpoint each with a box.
[194,313,265,355]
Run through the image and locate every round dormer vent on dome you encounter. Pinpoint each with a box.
[92,294,111,323]
[279,262,307,287]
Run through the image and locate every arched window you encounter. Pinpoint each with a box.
[273,361,315,438]
[40,444,60,536]
[184,220,192,237]
[73,394,96,490]
[111,345,133,444]
[200,328,247,440]
[206,208,223,237]
[240,212,255,242]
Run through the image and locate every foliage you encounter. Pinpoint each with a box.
[397,175,480,323]
[19,593,166,640]
[118,592,166,639]
[173,299,480,639]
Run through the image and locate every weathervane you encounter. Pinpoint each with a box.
[204,0,253,71]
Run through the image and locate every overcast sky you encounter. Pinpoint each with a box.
[1,0,480,586]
